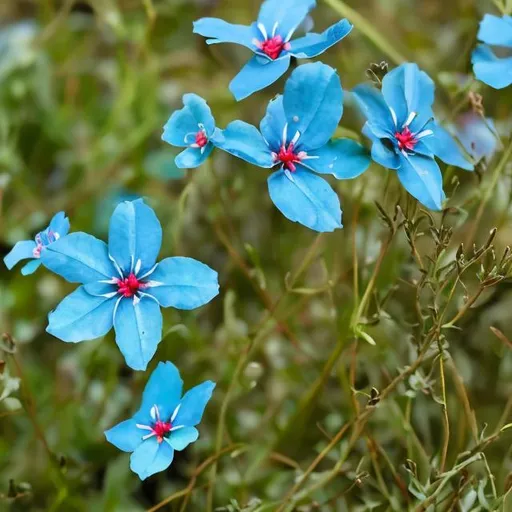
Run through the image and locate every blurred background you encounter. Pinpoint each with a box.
[1,0,512,510]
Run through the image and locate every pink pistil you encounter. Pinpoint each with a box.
[152,420,172,443]
[395,127,418,151]
[195,130,208,148]
[116,273,145,298]
[255,35,291,60]
[274,143,305,172]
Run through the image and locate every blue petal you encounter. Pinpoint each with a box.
[422,123,474,171]
[257,0,316,39]
[472,45,512,89]
[113,295,162,371]
[105,418,143,453]
[477,14,512,47]
[193,18,257,51]
[352,85,395,138]
[174,381,216,427]
[305,138,371,179]
[146,257,219,310]
[283,62,343,150]
[362,123,400,169]
[211,121,274,168]
[21,259,42,275]
[169,427,199,451]
[397,154,445,211]
[381,63,435,127]
[47,286,115,342]
[108,199,162,276]
[136,361,183,424]
[48,211,70,237]
[229,55,291,101]
[40,233,115,284]
[130,438,174,480]
[4,240,36,270]
[289,19,352,58]
[267,168,342,232]
[175,143,214,169]
[162,94,216,148]
[260,95,287,151]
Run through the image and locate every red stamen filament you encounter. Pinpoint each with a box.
[256,35,291,60]
[274,143,304,172]
[195,130,208,148]
[395,127,418,151]
[152,420,172,443]
[116,273,145,298]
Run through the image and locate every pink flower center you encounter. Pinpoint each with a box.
[395,127,418,151]
[116,273,145,298]
[255,35,291,60]
[152,420,172,443]
[195,130,208,148]
[273,143,306,172]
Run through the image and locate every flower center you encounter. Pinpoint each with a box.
[152,420,172,443]
[255,35,291,60]
[395,126,418,151]
[273,143,307,172]
[116,273,145,298]
[195,130,208,148]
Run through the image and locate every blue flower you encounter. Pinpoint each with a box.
[4,211,70,276]
[212,62,370,232]
[455,112,499,163]
[353,63,474,211]
[162,94,220,169]
[193,0,353,100]
[472,14,512,89]
[41,199,219,371]
[105,361,215,480]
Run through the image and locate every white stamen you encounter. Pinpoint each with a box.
[112,296,123,322]
[190,143,199,148]
[284,27,296,42]
[150,405,160,421]
[272,21,279,37]
[257,22,268,40]
[109,255,124,278]
[389,107,398,128]
[133,294,141,306]
[101,291,118,299]
[142,432,156,440]
[282,123,288,145]
[54,233,60,240]
[201,146,206,154]
[416,129,434,139]
[171,404,181,422]
[284,169,295,182]
[301,155,320,160]
[130,255,135,273]
[401,149,409,158]
[134,259,142,276]
[170,425,185,432]
[136,423,153,431]
[139,263,158,280]
[403,111,417,128]
[290,130,301,145]
[144,280,164,288]
[100,278,118,284]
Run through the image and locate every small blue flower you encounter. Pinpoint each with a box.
[4,211,70,276]
[455,112,499,163]
[105,361,215,480]
[212,62,371,232]
[162,94,220,169]
[353,63,474,211]
[41,199,219,371]
[472,14,512,89]
[193,0,353,100]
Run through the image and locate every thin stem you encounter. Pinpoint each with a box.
[438,351,450,473]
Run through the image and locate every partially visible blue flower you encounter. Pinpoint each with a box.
[472,14,512,89]
[162,94,221,169]
[193,0,353,100]
[212,62,371,232]
[41,199,219,371]
[0,21,38,79]
[105,361,215,480]
[4,212,70,276]
[353,63,474,211]
[455,112,499,163]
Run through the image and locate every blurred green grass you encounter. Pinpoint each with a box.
[1,0,512,510]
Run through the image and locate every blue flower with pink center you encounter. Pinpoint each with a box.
[4,211,70,275]
[353,63,474,211]
[41,199,219,371]
[212,62,370,232]
[162,93,221,169]
[105,361,215,480]
[193,0,353,100]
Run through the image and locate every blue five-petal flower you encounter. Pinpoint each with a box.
[472,14,512,89]
[41,199,220,371]
[4,211,70,276]
[212,62,371,232]
[193,0,353,100]
[353,63,474,211]
[105,361,215,480]
[162,93,221,169]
